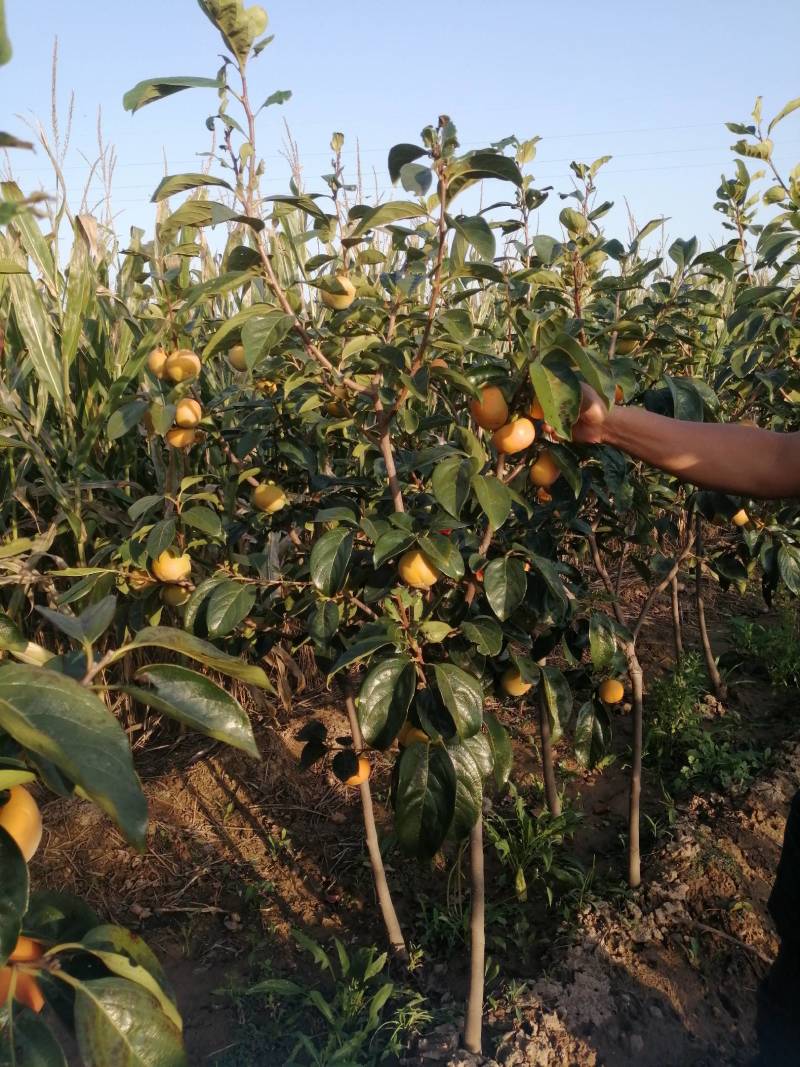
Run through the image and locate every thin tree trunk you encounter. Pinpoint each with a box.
[344,691,408,962]
[463,814,485,1054]
[694,514,726,700]
[538,683,561,817]
[670,574,684,661]
[627,648,644,889]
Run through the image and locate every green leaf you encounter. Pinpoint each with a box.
[357,657,416,749]
[151,173,233,202]
[439,309,472,343]
[388,144,428,183]
[159,201,263,241]
[74,977,186,1066]
[399,163,432,196]
[0,1009,68,1064]
[205,580,257,638]
[446,741,483,841]
[78,933,180,1033]
[328,634,394,679]
[470,474,512,530]
[574,698,611,769]
[261,89,292,108]
[0,828,28,964]
[241,311,294,368]
[123,75,223,114]
[431,456,472,519]
[197,0,268,66]
[350,201,426,238]
[0,666,147,848]
[106,401,149,443]
[529,354,582,439]
[461,616,502,656]
[0,0,11,65]
[451,214,495,261]
[484,712,513,788]
[373,528,416,568]
[181,506,222,539]
[126,664,258,757]
[394,744,456,859]
[483,557,527,622]
[7,270,63,409]
[549,333,614,404]
[559,207,587,235]
[310,529,354,596]
[121,626,272,688]
[433,663,483,739]
[589,613,616,672]
[308,601,340,644]
[145,519,177,561]
[768,96,800,133]
[417,534,464,580]
[777,544,800,594]
[539,665,572,746]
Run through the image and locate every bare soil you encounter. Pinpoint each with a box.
[30,583,799,1066]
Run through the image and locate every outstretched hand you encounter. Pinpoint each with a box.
[571,384,611,445]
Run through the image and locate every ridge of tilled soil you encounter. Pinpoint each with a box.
[417,741,799,1067]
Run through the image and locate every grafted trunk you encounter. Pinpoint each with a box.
[694,515,726,700]
[627,648,644,889]
[344,691,407,962]
[463,814,485,1054]
[539,683,561,817]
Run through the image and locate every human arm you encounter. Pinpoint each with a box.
[572,386,800,500]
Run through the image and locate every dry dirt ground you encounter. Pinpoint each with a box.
[30,584,799,1066]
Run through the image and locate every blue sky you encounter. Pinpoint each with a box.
[2,0,800,252]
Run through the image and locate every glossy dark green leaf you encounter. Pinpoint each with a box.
[470,474,512,530]
[205,580,257,638]
[451,214,495,261]
[394,743,456,859]
[574,698,611,769]
[181,506,222,539]
[74,977,186,1066]
[433,663,483,739]
[308,601,340,644]
[0,667,147,847]
[589,613,616,672]
[357,657,416,749]
[373,528,415,568]
[328,633,395,678]
[549,333,614,405]
[431,456,472,519]
[777,544,800,594]
[482,712,514,789]
[417,533,464,580]
[388,144,428,183]
[0,827,28,964]
[446,741,483,841]
[120,626,271,688]
[145,519,177,561]
[539,665,572,746]
[460,616,503,656]
[310,529,354,596]
[79,925,178,1028]
[350,201,426,238]
[0,1010,68,1065]
[127,664,258,757]
[23,891,99,945]
[529,355,582,440]
[107,401,148,441]
[484,557,527,622]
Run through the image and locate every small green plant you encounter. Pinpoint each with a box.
[239,931,430,1065]
[645,652,707,767]
[485,786,582,906]
[729,606,800,687]
[675,730,767,794]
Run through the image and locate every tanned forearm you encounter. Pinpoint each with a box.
[599,407,800,500]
